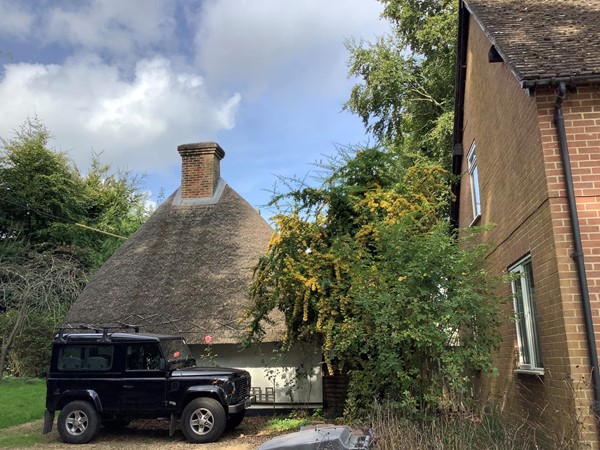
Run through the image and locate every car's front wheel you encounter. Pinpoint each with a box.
[57,400,99,444]
[181,397,226,443]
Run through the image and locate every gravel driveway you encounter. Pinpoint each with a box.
[18,417,273,450]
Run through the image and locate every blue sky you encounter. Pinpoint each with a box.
[0,0,388,211]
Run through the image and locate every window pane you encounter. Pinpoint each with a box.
[58,345,114,371]
[512,278,531,365]
[524,261,543,368]
[471,166,481,217]
[510,256,542,371]
[467,144,481,219]
[126,343,161,371]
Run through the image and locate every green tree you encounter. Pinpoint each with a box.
[345,0,456,167]
[0,118,152,377]
[0,118,87,251]
[81,156,149,268]
[246,146,502,414]
[0,118,151,268]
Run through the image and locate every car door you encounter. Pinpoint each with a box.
[120,342,167,413]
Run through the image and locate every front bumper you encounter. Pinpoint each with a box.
[228,395,254,414]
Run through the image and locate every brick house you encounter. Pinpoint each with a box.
[452,0,600,444]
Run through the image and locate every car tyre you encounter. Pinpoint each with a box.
[57,400,99,444]
[181,397,226,443]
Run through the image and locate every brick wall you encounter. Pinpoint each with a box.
[177,142,225,199]
[458,15,597,444]
[537,84,600,445]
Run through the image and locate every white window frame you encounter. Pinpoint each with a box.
[509,255,544,375]
[467,142,481,224]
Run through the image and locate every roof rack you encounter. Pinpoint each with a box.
[55,323,141,343]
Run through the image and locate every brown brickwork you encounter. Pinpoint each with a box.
[458,15,600,446]
[177,142,225,199]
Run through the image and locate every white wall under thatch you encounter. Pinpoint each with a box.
[190,342,323,406]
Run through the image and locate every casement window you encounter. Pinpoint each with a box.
[467,142,481,222]
[509,255,543,374]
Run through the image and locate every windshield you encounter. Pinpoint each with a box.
[160,338,195,369]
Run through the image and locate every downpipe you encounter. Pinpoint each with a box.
[554,82,600,417]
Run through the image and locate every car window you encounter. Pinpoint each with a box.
[160,339,194,369]
[126,343,162,371]
[58,345,114,371]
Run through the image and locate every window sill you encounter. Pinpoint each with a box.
[469,214,481,227]
[514,368,544,376]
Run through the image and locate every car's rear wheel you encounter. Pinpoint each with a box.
[181,397,226,443]
[57,400,99,444]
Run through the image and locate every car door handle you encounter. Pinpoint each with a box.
[123,385,135,389]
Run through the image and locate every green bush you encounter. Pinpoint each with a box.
[6,313,56,378]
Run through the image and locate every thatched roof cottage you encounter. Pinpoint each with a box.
[66,142,323,407]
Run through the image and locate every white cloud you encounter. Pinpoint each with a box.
[0,1,33,37]
[0,0,176,55]
[194,0,387,98]
[0,55,241,173]
[45,0,176,54]
[0,0,388,204]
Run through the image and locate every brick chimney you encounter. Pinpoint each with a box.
[177,142,225,199]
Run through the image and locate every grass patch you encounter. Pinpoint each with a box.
[0,419,44,448]
[266,417,314,432]
[0,433,42,448]
[0,377,46,429]
[264,410,324,433]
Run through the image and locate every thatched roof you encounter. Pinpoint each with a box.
[66,183,280,344]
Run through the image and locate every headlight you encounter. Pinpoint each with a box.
[212,378,236,396]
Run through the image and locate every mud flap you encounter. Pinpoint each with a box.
[169,413,176,437]
[42,410,55,434]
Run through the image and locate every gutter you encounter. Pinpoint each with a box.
[553,81,600,416]
[524,75,600,90]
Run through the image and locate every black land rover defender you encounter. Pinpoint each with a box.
[43,326,253,444]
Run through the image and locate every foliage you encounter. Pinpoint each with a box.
[0,117,152,378]
[7,313,56,378]
[0,245,87,378]
[370,401,528,450]
[344,0,457,167]
[0,118,87,251]
[81,156,149,268]
[247,145,502,414]
[369,399,587,450]
[0,377,46,429]
[0,117,151,269]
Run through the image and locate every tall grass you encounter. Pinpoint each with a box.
[368,400,584,450]
[0,377,46,429]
